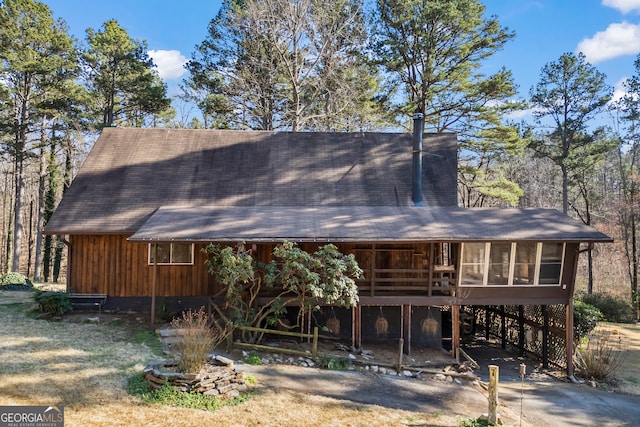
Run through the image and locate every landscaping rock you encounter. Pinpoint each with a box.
[144,360,246,398]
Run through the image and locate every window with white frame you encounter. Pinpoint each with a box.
[460,242,565,287]
[539,243,564,284]
[488,242,512,286]
[148,243,194,265]
[460,242,485,286]
[513,242,536,285]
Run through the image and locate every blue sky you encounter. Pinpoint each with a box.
[41,0,640,110]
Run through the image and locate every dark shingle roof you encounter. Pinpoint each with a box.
[128,206,612,243]
[44,128,458,234]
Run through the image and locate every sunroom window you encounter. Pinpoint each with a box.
[460,242,564,287]
[539,243,564,285]
[513,242,536,285]
[148,243,194,265]
[460,242,485,286]
[488,242,512,286]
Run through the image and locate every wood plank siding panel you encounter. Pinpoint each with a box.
[67,237,577,306]
[68,235,217,297]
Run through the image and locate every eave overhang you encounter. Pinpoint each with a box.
[126,206,613,244]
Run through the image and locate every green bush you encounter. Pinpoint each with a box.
[244,351,261,365]
[0,272,33,290]
[32,290,72,316]
[574,300,602,342]
[318,355,351,371]
[579,293,636,324]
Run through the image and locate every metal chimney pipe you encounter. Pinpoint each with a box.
[412,112,424,206]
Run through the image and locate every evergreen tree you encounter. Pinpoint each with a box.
[528,52,612,214]
[372,0,524,206]
[81,19,171,128]
[0,0,78,272]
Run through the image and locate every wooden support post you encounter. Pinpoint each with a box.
[518,305,525,356]
[472,306,477,335]
[542,305,549,369]
[397,338,404,371]
[353,304,361,349]
[370,245,375,297]
[452,305,460,361]
[500,305,506,349]
[150,243,158,326]
[403,305,411,355]
[485,307,490,340]
[428,243,434,297]
[566,300,575,377]
[488,364,499,425]
[64,239,72,293]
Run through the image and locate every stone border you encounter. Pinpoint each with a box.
[144,354,247,398]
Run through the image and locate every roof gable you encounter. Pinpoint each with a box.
[45,128,458,234]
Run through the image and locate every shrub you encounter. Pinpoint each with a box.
[244,351,261,365]
[573,300,602,342]
[170,307,230,373]
[575,327,627,381]
[318,355,351,371]
[0,272,33,290]
[579,293,635,324]
[32,290,72,316]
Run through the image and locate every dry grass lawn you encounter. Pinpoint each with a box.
[596,322,640,395]
[0,290,467,427]
[3,289,638,426]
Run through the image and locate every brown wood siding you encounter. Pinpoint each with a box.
[66,238,580,306]
[68,235,218,297]
[454,286,570,305]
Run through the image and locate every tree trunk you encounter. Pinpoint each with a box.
[561,164,569,214]
[33,127,48,282]
[1,168,13,274]
[11,158,24,272]
[43,234,51,282]
[631,214,638,301]
[53,236,62,283]
[587,250,594,294]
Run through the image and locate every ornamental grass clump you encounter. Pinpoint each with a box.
[575,327,627,382]
[170,307,229,373]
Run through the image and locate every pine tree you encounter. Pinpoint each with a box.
[82,19,171,128]
[372,0,524,206]
[0,0,78,272]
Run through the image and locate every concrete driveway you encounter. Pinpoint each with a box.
[467,343,640,427]
[238,343,639,426]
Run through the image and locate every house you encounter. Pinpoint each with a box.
[44,123,611,374]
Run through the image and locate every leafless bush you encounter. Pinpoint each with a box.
[170,307,230,373]
[574,327,627,382]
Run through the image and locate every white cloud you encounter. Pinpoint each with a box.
[603,0,640,14]
[148,49,188,80]
[611,77,629,103]
[577,22,640,63]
